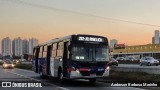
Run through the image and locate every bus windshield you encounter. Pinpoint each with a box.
[71,44,108,61]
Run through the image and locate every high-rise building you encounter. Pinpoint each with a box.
[22,39,29,54]
[152,30,160,44]
[14,37,23,56]
[1,37,11,56]
[12,39,15,55]
[0,54,2,59]
[29,38,38,55]
[110,39,118,51]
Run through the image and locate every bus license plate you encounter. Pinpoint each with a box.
[90,74,96,76]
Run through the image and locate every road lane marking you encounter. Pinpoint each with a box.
[6,70,42,82]
[55,87,71,90]
[5,70,70,90]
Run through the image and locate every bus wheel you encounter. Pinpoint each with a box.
[89,78,96,84]
[40,71,45,79]
[58,69,64,82]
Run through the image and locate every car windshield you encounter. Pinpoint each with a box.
[147,57,155,60]
[71,44,108,61]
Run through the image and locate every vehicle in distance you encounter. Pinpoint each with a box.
[116,57,126,60]
[3,60,15,69]
[140,57,159,66]
[32,34,110,83]
[108,58,118,66]
[13,59,21,64]
[125,56,138,61]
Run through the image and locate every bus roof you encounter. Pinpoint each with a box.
[35,34,107,48]
[37,35,72,47]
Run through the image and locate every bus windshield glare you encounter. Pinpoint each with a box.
[71,44,107,61]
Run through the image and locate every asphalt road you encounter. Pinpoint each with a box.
[0,66,156,90]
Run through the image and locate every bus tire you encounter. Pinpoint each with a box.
[40,71,45,79]
[40,66,45,79]
[89,78,96,84]
[58,68,65,83]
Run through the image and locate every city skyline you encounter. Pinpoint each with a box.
[1,37,38,56]
[1,0,160,50]
[0,29,158,54]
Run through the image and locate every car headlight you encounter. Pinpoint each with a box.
[4,64,8,67]
[12,64,15,67]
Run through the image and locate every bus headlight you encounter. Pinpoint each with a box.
[105,66,110,71]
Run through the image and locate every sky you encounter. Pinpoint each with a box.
[1,0,160,53]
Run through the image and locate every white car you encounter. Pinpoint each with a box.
[116,57,126,60]
[125,56,138,61]
[3,60,15,69]
[140,57,159,66]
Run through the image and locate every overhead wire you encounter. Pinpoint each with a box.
[2,0,160,27]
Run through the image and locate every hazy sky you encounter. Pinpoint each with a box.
[1,0,160,52]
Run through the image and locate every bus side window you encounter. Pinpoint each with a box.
[52,43,57,57]
[39,47,43,59]
[43,45,47,58]
[57,42,63,57]
[33,48,36,58]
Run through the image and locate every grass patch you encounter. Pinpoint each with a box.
[107,70,160,82]
[15,63,32,70]
[0,62,3,65]
[99,70,160,86]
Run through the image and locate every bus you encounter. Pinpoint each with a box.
[32,34,110,83]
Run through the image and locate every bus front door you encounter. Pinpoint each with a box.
[47,45,51,75]
[63,42,69,78]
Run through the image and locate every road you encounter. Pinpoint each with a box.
[0,66,156,90]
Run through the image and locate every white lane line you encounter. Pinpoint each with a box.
[127,87,147,90]
[5,70,70,90]
[15,68,34,72]
[55,87,71,90]
[5,70,41,82]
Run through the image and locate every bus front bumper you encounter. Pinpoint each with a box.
[69,70,109,79]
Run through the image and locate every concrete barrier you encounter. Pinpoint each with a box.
[21,61,32,65]
[111,64,160,74]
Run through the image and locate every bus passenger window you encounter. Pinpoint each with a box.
[52,43,57,57]
[57,42,63,57]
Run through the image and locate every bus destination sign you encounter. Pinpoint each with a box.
[78,36,103,42]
